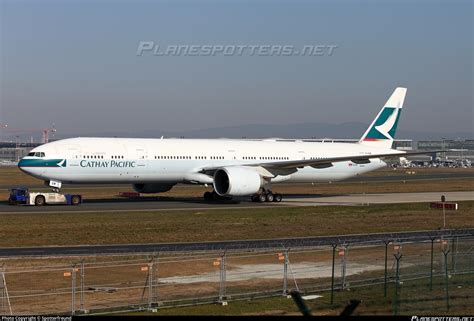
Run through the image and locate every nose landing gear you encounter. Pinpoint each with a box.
[46,180,62,193]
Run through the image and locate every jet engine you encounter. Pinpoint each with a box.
[213,167,263,196]
[132,183,175,193]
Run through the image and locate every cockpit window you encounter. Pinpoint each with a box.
[29,152,45,157]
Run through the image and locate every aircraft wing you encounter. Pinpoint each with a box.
[199,150,441,176]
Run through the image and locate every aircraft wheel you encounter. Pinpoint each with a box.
[265,192,274,202]
[204,191,213,201]
[258,193,266,203]
[274,193,283,202]
[211,191,220,201]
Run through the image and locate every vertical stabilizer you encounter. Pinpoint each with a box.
[359,87,407,149]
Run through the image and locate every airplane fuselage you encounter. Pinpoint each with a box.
[19,137,390,185]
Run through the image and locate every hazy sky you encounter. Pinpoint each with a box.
[1,0,472,137]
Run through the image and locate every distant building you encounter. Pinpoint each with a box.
[417,139,474,151]
[0,147,31,163]
[416,139,474,161]
[0,142,43,149]
[0,142,43,163]
[392,140,413,151]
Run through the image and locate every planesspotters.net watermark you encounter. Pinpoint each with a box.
[136,41,338,57]
[411,317,474,321]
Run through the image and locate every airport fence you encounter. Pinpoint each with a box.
[1,236,473,316]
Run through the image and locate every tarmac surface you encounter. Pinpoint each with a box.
[283,191,474,206]
[0,191,472,214]
[0,228,472,257]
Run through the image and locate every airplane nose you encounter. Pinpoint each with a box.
[17,158,38,175]
[18,158,29,173]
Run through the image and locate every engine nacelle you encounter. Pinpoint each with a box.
[132,183,175,193]
[213,167,263,196]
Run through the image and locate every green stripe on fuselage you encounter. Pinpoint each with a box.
[18,159,66,167]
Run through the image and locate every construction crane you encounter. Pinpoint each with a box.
[0,124,56,144]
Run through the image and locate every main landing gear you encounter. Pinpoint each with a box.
[251,191,283,203]
[203,190,282,203]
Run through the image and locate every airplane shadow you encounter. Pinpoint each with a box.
[82,196,243,205]
[282,193,349,199]
[82,193,350,205]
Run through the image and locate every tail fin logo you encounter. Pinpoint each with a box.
[364,106,401,141]
[373,106,399,140]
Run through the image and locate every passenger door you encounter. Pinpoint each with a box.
[135,147,147,168]
[66,145,81,168]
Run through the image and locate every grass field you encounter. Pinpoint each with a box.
[129,274,474,316]
[1,201,473,247]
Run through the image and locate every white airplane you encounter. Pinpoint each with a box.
[18,87,432,202]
